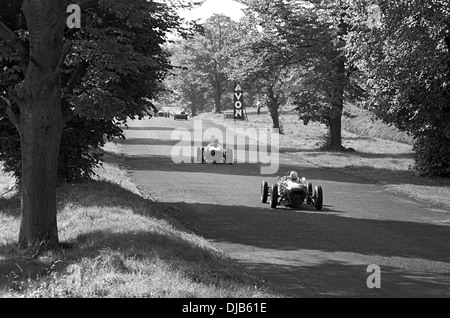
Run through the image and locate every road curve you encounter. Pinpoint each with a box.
[117,116,450,298]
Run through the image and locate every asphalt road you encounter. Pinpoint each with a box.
[117,116,450,298]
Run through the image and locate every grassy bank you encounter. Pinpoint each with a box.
[0,143,278,298]
[198,106,450,209]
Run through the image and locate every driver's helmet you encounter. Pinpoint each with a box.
[289,171,299,182]
[213,139,219,147]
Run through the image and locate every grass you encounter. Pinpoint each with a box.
[1,103,448,297]
[198,105,450,209]
[0,143,278,298]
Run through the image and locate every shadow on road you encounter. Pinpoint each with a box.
[2,179,448,297]
[243,260,450,298]
[157,200,450,264]
[107,150,375,184]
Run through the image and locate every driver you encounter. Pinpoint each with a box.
[288,171,299,182]
[209,138,220,148]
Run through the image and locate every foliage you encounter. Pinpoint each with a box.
[0,0,198,181]
[225,10,294,131]
[163,40,211,116]
[164,14,240,114]
[345,0,450,176]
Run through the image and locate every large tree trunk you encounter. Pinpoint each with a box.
[214,87,222,113]
[266,86,282,133]
[326,51,346,151]
[16,0,65,250]
[327,113,343,151]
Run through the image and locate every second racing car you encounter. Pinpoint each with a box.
[196,139,234,164]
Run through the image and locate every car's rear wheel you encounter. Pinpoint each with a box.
[196,147,201,163]
[270,184,278,209]
[226,149,234,164]
[261,181,269,203]
[314,186,323,210]
[196,147,204,164]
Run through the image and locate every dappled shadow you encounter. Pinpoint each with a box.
[328,165,450,188]
[122,126,176,132]
[0,227,263,295]
[118,152,376,184]
[2,179,449,297]
[0,180,269,295]
[300,150,414,160]
[243,260,450,298]
[0,193,20,218]
[117,138,182,147]
[159,201,450,263]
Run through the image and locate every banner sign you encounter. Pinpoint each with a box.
[234,84,244,120]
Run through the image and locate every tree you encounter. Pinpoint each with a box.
[226,13,293,132]
[0,0,69,250]
[345,0,450,176]
[163,40,210,116]
[0,0,198,251]
[238,0,363,150]
[166,14,239,114]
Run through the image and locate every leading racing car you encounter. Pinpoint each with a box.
[196,139,233,164]
[261,171,323,210]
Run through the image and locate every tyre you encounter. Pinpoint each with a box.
[314,185,323,210]
[270,184,278,209]
[196,147,205,164]
[306,182,313,204]
[226,149,234,164]
[261,181,269,203]
[307,182,313,196]
[196,147,202,163]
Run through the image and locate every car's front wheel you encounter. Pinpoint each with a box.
[226,149,233,164]
[261,181,269,203]
[314,186,323,210]
[270,184,278,209]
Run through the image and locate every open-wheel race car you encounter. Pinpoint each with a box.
[261,171,323,210]
[174,110,189,120]
[196,139,233,164]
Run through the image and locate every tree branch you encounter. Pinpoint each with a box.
[0,20,28,73]
[76,0,99,10]
[0,96,21,135]
[64,60,89,95]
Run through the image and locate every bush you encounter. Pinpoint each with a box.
[0,113,124,183]
[413,133,450,177]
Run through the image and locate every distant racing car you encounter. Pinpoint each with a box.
[261,171,323,210]
[196,139,233,164]
[174,110,189,120]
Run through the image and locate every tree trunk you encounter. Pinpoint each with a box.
[214,88,222,113]
[17,0,65,250]
[326,52,346,151]
[190,100,197,117]
[266,87,282,133]
[327,114,343,151]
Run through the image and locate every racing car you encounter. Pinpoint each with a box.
[261,171,323,210]
[196,139,233,164]
[174,110,189,121]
